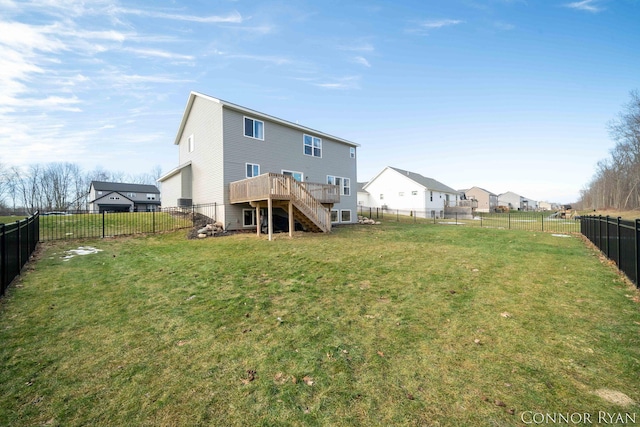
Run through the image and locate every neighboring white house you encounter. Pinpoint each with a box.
[463,187,498,213]
[159,91,359,238]
[360,166,459,218]
[88,181,161,213]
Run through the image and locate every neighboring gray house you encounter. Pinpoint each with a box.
[88,181,161,213]
[360,166,459,218]
[159,91,359,238]
[463,187,498,213]
[498,191,525,211]
[499,191,538,211]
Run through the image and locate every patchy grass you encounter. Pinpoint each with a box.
[1,223,639,426]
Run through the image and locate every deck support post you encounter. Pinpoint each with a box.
[268,197,273,241]
[256,203,261,237]
[288,200,294,238]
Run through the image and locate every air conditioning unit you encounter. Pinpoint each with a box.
[177,198,192,207]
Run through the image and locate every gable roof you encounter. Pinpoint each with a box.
[466,186,497,196]
[91,181,160,194]
[174,91,360,147]
[365,166,457,194]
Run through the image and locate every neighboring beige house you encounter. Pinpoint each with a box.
[88,181,160,213]
[462,187,498,213]
[538,201,553,211]
[159,91,359,239]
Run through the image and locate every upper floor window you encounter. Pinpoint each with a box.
[304,134,322,158]
[127,193,137,198]
[246,163,260,178]
[188,134,194,152]
[244,117,264,140]
[350,147,356,158]
[146,194,157,200]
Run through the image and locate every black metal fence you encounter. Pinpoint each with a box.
[1,213,40,296]
[358,206,581,234]
[37,203,221,241]
[581,216,640,287]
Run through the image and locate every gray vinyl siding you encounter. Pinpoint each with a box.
[221,107,357,227]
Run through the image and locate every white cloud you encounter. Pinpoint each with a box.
[314,76,361,90]
[225,53,290,65]
[564,0,603,12]
[407,19,465,35]
[123,47,195,61]
[115,7,243,24]
[353,56,371,68]
[420,19,464,29]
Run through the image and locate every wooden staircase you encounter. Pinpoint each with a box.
[229,173,340,234]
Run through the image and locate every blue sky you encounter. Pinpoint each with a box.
[1,0,638,203]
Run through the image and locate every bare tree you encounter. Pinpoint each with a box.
[581,90,640,210]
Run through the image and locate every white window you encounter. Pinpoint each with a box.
[282,170,303,181]
[246,163,260,178]
[330,210,339,223]
[109,196,120,200]
[380,194,384,200]
[349,147,356,158]
[430,191,433,202]
[327,175,350,196]
[341,210,352,222]
[127,193,137,198]
[97,191,103,196]
[146,194,156,200]
[244,117,264,140]
[304,134,322,157]
[188,134,194,152]
[412,191,418,196]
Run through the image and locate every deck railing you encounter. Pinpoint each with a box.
[229,173,339,204]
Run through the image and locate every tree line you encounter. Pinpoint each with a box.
[0,163,162,214]
[579,90,640,211]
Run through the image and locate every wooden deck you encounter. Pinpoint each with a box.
[229,173,340,239]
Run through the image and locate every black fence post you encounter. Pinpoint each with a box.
[605,216,610,258]
[102,211,106,238]
[1,223,5,296]
[636,219,640,288]
[16,220,21,271]
[541,214,544,232]
[617,217,622,267]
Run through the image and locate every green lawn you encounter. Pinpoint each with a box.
[1,223,639,426]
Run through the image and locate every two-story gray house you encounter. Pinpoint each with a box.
[159,91,359,238]
[88,181,161,213]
